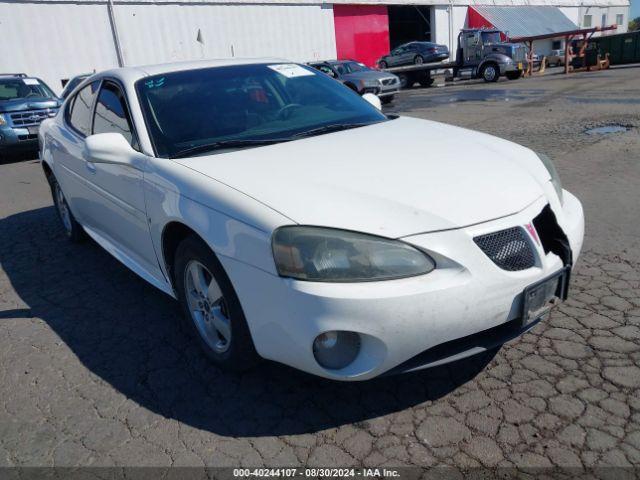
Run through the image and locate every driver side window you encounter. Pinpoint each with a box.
[92,81,138,150]
[318,65,336,78]
[68,81,100,137]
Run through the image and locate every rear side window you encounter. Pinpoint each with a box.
[69,81,100,136]
[93,82,137,149]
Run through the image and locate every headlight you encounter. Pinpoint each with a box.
[272,226,435,282]
[0,114,6,126]
[537,153,563,204]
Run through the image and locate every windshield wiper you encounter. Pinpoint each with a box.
[169,138,289,159]
[169,122,378,158]
[291,122,375,139]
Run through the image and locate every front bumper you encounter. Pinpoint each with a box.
[501,60,528,75]
[0,126,39,150]
[221,190,584,381]
[378,89,399,98]
[363,84,400,98]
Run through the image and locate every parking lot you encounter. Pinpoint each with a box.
[0,66,639,471]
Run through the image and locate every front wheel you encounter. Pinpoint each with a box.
[174,235,259,371]
[49,175,85,242]
[505,71,522,80]
[481,63,500,82]
[414,55,424,65]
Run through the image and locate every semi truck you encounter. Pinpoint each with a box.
[382,28,528,87]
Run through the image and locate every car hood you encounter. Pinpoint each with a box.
[175,117,550,238]
[0,98,60,113]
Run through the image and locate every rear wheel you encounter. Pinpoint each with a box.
[49,175,85,242]
[174,235,260,371]
[398,74,410,89]
[481,63,500,82]
[378,60,388,69]
[419,75,434,87]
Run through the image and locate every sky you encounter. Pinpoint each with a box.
[632,0,639,19]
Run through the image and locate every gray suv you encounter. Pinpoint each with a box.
[308,60,400,104]
[0,73,60,156]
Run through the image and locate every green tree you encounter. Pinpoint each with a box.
[630,17,640,31]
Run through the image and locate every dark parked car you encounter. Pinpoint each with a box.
[308,60,400,104]
[0,73,60,155]
[60,73,92,99]
[377,42,449,68]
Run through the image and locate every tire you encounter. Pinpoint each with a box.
[378,60,388,69]
[418,76,434,87]
[381,95,394,105]
[174,234,260,371]
[505,71,522,80]
[398,73,413,89]
[49,175,85,242]
[481,63,500,83]
[414,55,424,65]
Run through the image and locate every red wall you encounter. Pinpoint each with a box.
[467,7,495,30]
[333,5,390,68]
[467,8,508,41]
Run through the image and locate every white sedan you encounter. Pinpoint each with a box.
[39,59,584,380]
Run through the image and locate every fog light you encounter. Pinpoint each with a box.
[313,331,361,370]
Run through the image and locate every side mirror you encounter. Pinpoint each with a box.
[83,133,144,169]
[362,93,382,111]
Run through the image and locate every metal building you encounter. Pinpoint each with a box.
[0,0,630,94]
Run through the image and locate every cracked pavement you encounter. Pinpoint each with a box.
[0,66,639,472]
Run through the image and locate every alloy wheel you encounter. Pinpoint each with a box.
[484,65,497,82]
[184,260,231,353]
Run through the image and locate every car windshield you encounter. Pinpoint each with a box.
[0,78,56,101]
[481,32,502,44]
[136,63,387,158]
[340,62,367,73]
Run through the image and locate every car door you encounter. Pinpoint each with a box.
[52,80,101,227]
[402,44,418,64]
[82,79,163,278]
[388,46,404,66]
[393,45,407,66]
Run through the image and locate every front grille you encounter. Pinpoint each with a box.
[474,227,535,271]
[10,109,56,127]
[513,46,526,62]
[18,134,38,141]
[381,78,397,86]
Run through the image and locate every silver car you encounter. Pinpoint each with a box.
[308,60,400,104]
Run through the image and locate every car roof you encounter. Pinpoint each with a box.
[95,57,289,85]
[0,73,28,79]
[322,60,356,65]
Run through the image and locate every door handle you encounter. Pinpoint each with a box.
[86,161,97,173]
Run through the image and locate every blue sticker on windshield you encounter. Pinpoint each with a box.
[145,77,165,88]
